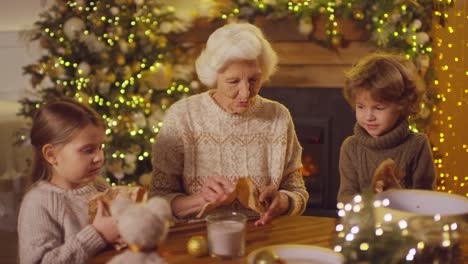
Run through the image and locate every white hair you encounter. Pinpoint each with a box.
[195,22,278,87]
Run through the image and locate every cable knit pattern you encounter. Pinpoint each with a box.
[337,120,435,203]
[150,91,308,219]
[18,181,107,264]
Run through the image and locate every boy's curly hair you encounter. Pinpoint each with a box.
[343,52,425,117]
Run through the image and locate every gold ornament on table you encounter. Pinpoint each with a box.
[253,249,284,264]
[187,236,208,257]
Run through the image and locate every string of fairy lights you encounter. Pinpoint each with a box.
[334,193,462,262]
[431,0,467,197]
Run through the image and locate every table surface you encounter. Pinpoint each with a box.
[92,215,468,264]
[92,215,337,264]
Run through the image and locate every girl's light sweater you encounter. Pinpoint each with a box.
[18,181,106,264]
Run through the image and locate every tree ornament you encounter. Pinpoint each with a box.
[353,10,364,20]
[134,0,144,6]
[131,61,141,73]
[119,39,129,53]
[116,54,126,66]
[98,82,111,95]
[132,112,147,128]
[79,33,105,53]
[187,236,208,257]
[138,173,152,187]
[415,32,429,45]
[410,19,422,31]
[110,7,119,16]
[331,35,342,47]
[124,153,137,166]
[298,17,313,36]
[107,73,117,83]
[63,17,85,40]
[389,12,401,23]
[77,61,91,76]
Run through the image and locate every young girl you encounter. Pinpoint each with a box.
[18,99,120,263]
[337,53,435,203]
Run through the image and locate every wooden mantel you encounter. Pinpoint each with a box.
[174,16,375,89]
[268,42,374,88]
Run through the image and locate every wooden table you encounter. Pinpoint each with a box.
[92,216,337,264]
[92,215,468,263]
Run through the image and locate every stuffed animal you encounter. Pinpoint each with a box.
[107,196,172,264]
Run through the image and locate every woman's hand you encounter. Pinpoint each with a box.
[255,186,289,226]
[199,176,235,204]
[92,200,121,243]
[172,176,235,218]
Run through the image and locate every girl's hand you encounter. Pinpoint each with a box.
[199,176,235,204]
[255,186,289,226]
[92,200,121,243]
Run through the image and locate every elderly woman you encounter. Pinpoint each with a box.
[149,22,308,226]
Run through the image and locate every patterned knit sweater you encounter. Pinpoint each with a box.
[18,181,107,264]
[149,91,308,218]
[337,119,435,203]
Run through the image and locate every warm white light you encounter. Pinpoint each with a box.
[384,213,393,222]
[398,220,408,229]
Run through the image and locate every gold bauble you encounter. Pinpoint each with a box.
[128,42,137,50]
[353,10,364,20]
[116,55,126,66]
[107,73,117,83]
[187,236,208,257]
[331,36,342,47]
[253,249,281,264]
[100,52,110,60]
[132,62,141,73]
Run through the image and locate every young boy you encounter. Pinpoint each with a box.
[337,53,435,203]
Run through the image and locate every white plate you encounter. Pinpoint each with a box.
[246,244,344,264]
[374,189,468,221]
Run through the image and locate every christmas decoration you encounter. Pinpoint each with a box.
[20,0,453,187]
[333,191,464,263]
[20,0,198,185]
[186,235,208,257]
[218,0,453,133]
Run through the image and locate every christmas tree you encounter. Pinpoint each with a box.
[20,0,201,186]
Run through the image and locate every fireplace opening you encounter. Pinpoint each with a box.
[260,87,355,217]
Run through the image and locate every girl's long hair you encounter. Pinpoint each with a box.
[30,98,104,183]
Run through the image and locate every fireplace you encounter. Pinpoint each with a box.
[260,87,356,217]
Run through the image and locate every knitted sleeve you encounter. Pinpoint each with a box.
[278,114,308,216]
[149,103,186,202]
[337,137,361,203]
[18,192,106,264]
[410,134,436,190]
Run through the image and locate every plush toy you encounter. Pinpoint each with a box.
[107,196,172,264]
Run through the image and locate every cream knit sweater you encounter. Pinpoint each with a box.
[17,181,107,264]
[150,91,308,218]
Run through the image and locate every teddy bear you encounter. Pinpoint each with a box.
[107,196,172,264]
